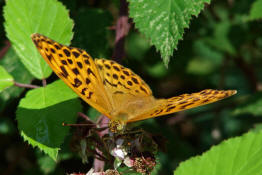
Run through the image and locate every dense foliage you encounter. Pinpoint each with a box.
[1,0,262,174]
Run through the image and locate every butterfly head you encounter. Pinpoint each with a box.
[108,119,126,133]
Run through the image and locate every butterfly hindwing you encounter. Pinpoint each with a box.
[95,59,152,97]
[31,33,113,117]
[128,89,237,122]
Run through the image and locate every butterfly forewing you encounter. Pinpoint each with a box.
[128,89,237,122]
[31,33,113,117]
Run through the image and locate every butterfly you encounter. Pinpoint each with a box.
[31,33,236,132]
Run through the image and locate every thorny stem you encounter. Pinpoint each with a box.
[112,0,130,64]
[14,82,40,89]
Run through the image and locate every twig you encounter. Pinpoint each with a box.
[78,112,96,125]
[42,79,47,87]
[112,0,130,63]
[0,40,11,59]
[14,82,40,89]
[93,115,110,172]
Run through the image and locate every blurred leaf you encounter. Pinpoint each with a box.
[73,8,112,57]
[174,130,262,175]
[0,117,15,134]
[4,0,74,79]
[204,7,236,55]
[0,47,33,111]
[233,93,262,116]
[126,32,151,60]
[37,155,57,174]
[0,65,13,92]
[188,39,224,75]
[16,80,82,160]
[187,57,216,75]
[249,0,262,20]
[128,0,210,66]
[145,62,168,78]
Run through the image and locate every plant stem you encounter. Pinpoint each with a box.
[14,82,40,89]
[42,79,47,87]
[112,0,130,63]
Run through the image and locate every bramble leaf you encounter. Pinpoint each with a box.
[174,130,262,175]
[128,0,210,66]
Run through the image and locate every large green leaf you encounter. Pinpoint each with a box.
[16,80,82,160]
[174,130,262,175]
[4,0,74,79]
[0,65,14,92]
[128,0,210,66]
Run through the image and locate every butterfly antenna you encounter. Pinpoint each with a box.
[62,123,97,127]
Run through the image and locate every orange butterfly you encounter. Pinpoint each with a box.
[31,33,236,132]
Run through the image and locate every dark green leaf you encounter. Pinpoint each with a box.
[16,80,82,160]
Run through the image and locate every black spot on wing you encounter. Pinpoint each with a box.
[67,59,73,64]
[131,77,139,84]
[72,51,80,58]
[61,60,67,65]
[50,48,56,53]
[113,66,120,71]
[77,62,83,69]
[87,92,93,99]
[72,68,79,75]
[113,74,118,80]
[60,66,68,78]
[63,49,71,57]
[166,106,176,112]
[87,68,96,77]
[72,78,82,87]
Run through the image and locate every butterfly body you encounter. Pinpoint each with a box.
[31,33,236,132]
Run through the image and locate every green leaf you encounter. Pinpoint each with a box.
[174,130,262,175]
[233,93,262,116]
[4,0,74,79]
[128,0,210,66]
[249,0,262,20]
[0,47,33,111]
[0,65,14,92]
[16,80,82,160]
[73,8,113,57]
